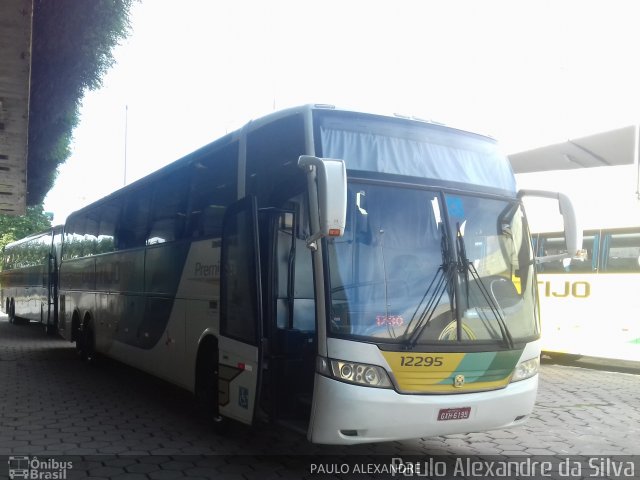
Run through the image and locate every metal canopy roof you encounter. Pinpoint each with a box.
[508,125,639,174]
[0,0,31,216]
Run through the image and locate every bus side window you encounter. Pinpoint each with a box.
[538,234,598,273]
[187,142,238,239]
[84,211,100,256]
[564,234,597,273]
[97,200,120,254]
[246,115,307,208]
[117,189,151,250]
[275,212,294,329]
[291,236,314,331]
[275,206,315,332]
[2,251,10,270]
[537,236,567,273]
[147,172,188,245]
[602,231,640,273]
[63,216,86,260]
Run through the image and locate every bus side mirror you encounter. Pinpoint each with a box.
[298,155,347,248]
[517,189,585,264]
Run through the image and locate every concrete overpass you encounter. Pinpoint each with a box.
[0,0,31,215]
[509,125,639,174]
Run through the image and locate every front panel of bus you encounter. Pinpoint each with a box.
[306,111,541,444]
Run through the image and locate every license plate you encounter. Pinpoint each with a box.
[437,407,471,421]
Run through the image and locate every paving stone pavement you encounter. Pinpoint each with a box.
[0,316,638,478]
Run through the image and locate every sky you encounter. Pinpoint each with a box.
[43,0,640,224]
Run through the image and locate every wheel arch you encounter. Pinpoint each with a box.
[71,308,82,342]
[194,333,219,391]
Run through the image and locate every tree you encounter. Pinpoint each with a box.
[27,0,135,205]
[0,204,52,252]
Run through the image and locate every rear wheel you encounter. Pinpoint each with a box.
[8,300,25,325]
[78,320,96,362]
[44,306,57,336]
[73,315,84,357]
[8,300,15,324]
[45,322,57,336]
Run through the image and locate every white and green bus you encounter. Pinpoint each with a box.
[56,105,580,444]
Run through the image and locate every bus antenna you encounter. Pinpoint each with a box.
[124,104,128,186]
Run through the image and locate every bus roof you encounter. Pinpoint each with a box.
[65,105,501,221]
[3,225,62,250]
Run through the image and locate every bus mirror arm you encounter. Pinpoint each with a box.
[298,156,347,249]
[534,253,576,265]
[517,189,586,263]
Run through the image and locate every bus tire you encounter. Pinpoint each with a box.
[195,338,226,429]
[78,319,96,363]
[9,301,26,325]
[44,306,57,336]
[8,299,15,324]
[72,313,83,356]
[45,321,57,336]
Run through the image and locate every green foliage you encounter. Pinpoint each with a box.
[27,0,135,205]
[63,236,115,260]
[0,204,53,252]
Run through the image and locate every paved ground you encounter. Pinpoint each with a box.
[0,315,638,479]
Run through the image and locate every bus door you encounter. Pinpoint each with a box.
[266,206,317,423]
[218,196,264,425]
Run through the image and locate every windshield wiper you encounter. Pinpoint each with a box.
[455,223,515,350]
[404,226,456,347]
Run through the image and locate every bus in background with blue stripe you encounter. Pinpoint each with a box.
[511,125,640,366]
[1,226,62,334]
[534,226,640,363]
[47,105,580,444]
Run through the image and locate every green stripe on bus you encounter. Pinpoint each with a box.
[437,349,523,385]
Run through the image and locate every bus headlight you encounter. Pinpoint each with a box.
[510,356,539,382]
[317,357,392,388]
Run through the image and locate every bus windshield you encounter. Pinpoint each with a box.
[327,183,538,347]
